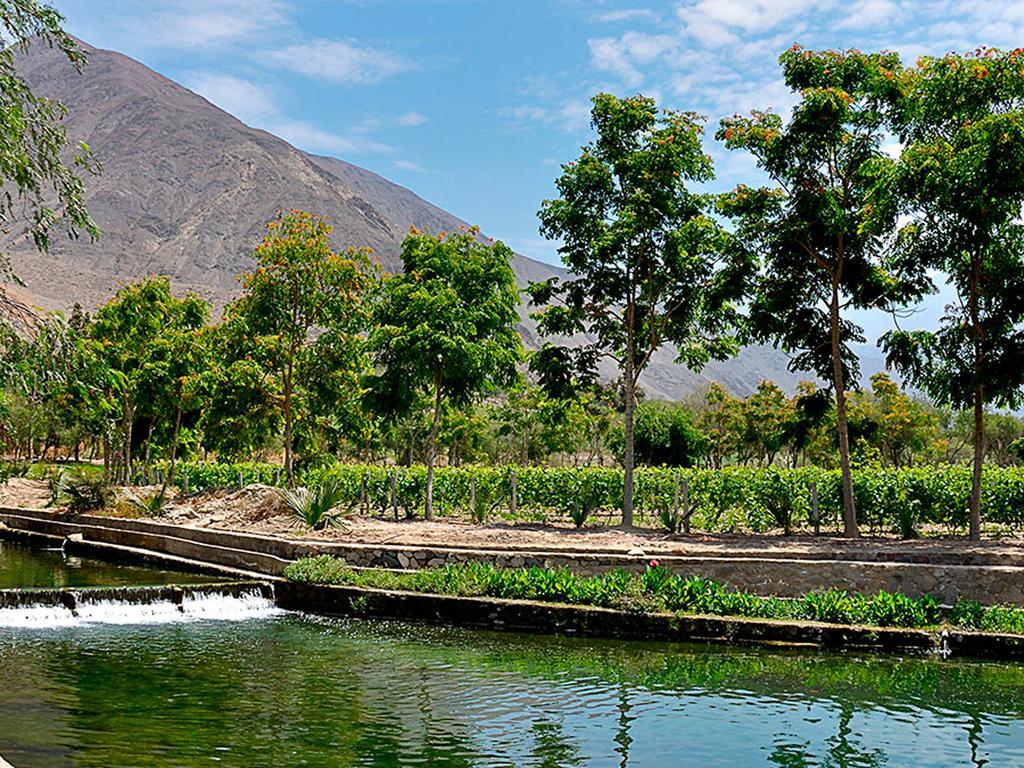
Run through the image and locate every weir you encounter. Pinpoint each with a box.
[0,581,282,629]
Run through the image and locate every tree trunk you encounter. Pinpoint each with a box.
[424,371,443,521]
[970,385,984,540]
[283,361,294,486]
[622,358,636,528]
[168,404,183,485]
[123,404,134,485]
[968,250,985,541]
[830,285,859,538]
[143,418,155,474]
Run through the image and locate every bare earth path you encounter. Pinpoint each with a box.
[6,480,1024,565]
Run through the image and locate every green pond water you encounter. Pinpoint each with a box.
[0,539,221,589]
[2,545,1024,767]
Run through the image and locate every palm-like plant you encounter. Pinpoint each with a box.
[279,480,350,531]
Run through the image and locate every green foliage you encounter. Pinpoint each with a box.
[285,557,980,632]
[609,400,708,468]
[225,210,377,484]
[530,92,754,525]
[47,470,111,514]
[881,48,1024,539]
[366,228,523,518]
[172,460,1024,534]
[0,0,98,276]
[121,486,167,517]
[719,46,930,538]
[279,479,350,531]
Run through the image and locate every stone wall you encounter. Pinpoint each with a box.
[2,507,1023,606]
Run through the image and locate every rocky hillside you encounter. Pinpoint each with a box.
[4,37,810,398]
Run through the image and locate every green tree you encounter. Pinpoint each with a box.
[882,48,1024,539]
[367,228,522,519]
[530,93,754,526]
[0,0,98,311]
[228,210,377,484]
[91,277,209,482]
[609,400,707,468]
[719,47,928,537]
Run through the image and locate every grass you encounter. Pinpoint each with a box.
[281,556,1020,632]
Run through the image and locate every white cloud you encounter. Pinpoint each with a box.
[499,98,591,133]
[113,0,291,50]
[186,72,276,125]
[275,120,392,155]
[395,111,428,127]
[185,71,392,155]
[593,9,660,23]
[588,31,676,87]
[393,159,426,172]
[268,38,412,85]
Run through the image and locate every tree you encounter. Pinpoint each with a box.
[0,0,98,314]
[882,48,1024,539]
[530,93,754,526]
[719,47,929,537]
[367,228,522,519]
[228,210,377,484]
[91,277,209,482]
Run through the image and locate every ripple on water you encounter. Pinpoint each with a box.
[2,613,1024,767]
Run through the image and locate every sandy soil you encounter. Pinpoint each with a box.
[0,478,50,509]
[8,479,1024,560]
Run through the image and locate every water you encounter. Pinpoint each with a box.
[2,614,1023,767]
[0,539,222,589]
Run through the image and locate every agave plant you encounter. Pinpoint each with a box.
[121,486,167,517]
[280,480,350,531]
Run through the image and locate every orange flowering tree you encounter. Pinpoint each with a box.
[718,46,930,538]
[225,210,377,484]
[882,48,1024,539]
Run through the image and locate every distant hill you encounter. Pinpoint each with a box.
[3,37,813,398]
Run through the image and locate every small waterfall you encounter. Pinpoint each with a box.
[0,583,284,629]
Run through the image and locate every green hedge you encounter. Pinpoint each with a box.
[170,461,1024,534]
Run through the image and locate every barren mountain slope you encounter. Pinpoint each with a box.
[4,38,809,397]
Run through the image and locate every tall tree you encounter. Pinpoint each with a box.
[530,93,754,526]
[0,0,98,314]
[366,228,522,519]
[91,277,208,482]
[882,48,1024,539]
[718,47,929,537]
[228,210,377,484]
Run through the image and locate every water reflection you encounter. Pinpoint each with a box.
[0,614,1022,766]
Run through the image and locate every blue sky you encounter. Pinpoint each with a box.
[56,0,1024,338]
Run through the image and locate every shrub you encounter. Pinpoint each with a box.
[279,480,350,530]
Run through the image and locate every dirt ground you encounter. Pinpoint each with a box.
[0,478,50,509]
[8,479,1024,560]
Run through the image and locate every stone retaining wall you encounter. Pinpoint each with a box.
[2,507,1023,605]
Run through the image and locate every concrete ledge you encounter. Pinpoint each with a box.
[277,581,1016,658]
[3,506,1024,605]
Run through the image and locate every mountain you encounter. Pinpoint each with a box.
[4,37,810,398]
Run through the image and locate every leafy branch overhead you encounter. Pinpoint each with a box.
[0,0,100,279]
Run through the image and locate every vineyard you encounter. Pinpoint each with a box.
[167,462,1024,536]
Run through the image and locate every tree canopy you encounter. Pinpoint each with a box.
[0,0,98,315]
[718,46,930,537]
[882,47,1024,539]
[530,92,754,525]
[367,228,522,518]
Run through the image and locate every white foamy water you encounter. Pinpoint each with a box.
[0,589,284,629]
